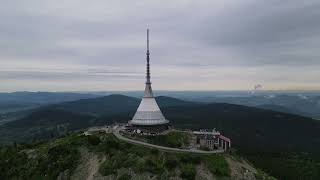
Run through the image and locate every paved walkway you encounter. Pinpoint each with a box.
[113,127,224,154]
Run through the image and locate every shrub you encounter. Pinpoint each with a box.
[119,142,133,153]
[47,145,80,177]
[180,163,196,180]
[87,135,100,145]
[95,136,120,153]
[145,156,158,173]
[129,145,148,156]
[99,160,116,175]
[205,155,230,177]
[165,157,178,169]
[0,147,30,179]
[142,155,165,174]
[133,158,146,172]
[143,132,190,148]
[117,173,132,180]
[124,153,139,167]
[178,153,201,164]
[151,148,159,155]
[158,169,170,180]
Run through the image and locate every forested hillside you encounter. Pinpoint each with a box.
[0,132,274,180]
[0,95,319,179]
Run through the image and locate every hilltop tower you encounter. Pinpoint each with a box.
[129,29,169,132]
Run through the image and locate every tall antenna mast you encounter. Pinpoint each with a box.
[147,29,150,53]
[146,29,151,84]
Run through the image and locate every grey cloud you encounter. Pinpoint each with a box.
[189,0,320,66]
[0,69,142,81]
[0,0,319,91]
[205,2,320,45]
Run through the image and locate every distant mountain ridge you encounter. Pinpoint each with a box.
[0,95,196,143]
[0,92,101,114]
[47,94,139,116]
[2,94,319,153]
[2,91,320,119]
[196,94,320,119]
[41,94,196,116]
[0,92,100,104]
[1,94,320,179]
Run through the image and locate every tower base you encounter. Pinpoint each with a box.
[125,124,170,135]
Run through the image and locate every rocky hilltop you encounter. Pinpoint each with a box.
[0,131,274,180]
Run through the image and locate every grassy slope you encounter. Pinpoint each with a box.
[125,131,191,148]
[0,134,84,180]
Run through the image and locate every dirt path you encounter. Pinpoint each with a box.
[225,155,257,180]
[113,127,224,154]
[86,154,103,180]
[71,148,105,180]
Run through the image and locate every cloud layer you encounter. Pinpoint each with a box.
[1,0,320,92]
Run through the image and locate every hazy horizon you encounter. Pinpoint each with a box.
[2,89,320,94]
[1,0,320,92]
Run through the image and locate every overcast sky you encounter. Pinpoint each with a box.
[0,0,320,92]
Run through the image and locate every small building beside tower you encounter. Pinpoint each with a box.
[192,129,231,151]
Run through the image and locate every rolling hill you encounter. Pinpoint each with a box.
[2,95,320,152]
[0,92,100,113]
[0,95,195,144]
[46,94,140,116]
[1,95,319,179]
[39,94,196,117]
[0,92,100,104]
[196,94,320,119]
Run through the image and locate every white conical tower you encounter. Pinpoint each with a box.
[129,29,169,126]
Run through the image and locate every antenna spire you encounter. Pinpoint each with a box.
[147,29,149,52]
[146,29,151,84]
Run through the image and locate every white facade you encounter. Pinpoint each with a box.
[130,94,169,125]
